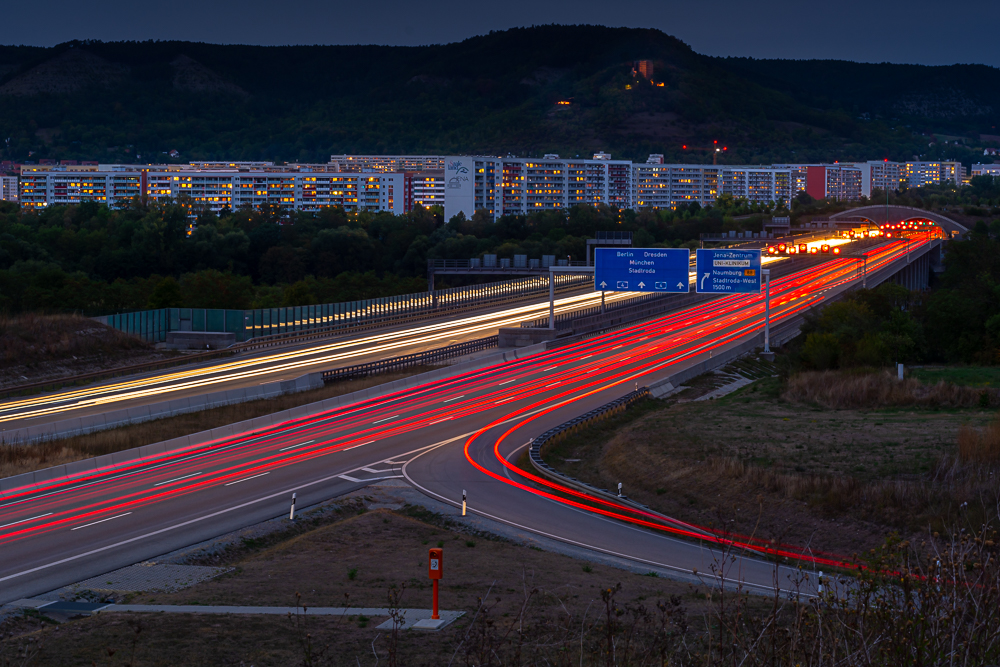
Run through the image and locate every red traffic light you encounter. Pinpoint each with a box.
[821,244,830,253]
[777,243,787,252]
[810,246,819,254]
[832,247,842,255]
[767,246,777,254]
[798,243,808,253]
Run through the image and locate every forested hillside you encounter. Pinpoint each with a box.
[0,26,997,166]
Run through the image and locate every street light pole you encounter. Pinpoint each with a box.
[548,272,555,330]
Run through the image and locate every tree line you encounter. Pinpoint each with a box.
[0,196,781,314]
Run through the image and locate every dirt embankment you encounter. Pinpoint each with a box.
[0,313,173,388]
[540,371,1000,556]
[0,503,703,666]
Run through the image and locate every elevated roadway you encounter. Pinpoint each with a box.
[0,238,930,603]
[0,288,648,437]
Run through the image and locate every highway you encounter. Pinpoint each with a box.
[0,239,849,436]
[0,287,648,435]
[0,239,922,603]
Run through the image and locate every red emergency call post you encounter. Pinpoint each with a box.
[428,548,443,620]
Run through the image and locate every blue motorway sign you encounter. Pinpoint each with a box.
[695,249,762,294]
[594,248,690,293]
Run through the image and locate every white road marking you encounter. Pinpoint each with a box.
[499,379,517,386]
[340,441,375,451]
[339,474,363,482]
[0,513,53,530]
[278,440,315,452]
[429,417,451,424]
[543,366,558,371]
[495,396,519,404]
[153,473,201,487]
[362,467,394,474]
[0,423,557,587]
[373,415,399,424]
[224,472,270,486]
[442,395,464,403]
[545,382,560,388]
[71,512,132,531]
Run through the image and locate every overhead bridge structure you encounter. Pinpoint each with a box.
[831,205,968,237]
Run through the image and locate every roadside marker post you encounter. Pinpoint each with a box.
[462,489,467,516]
[762,269,771,354]
[428,548,443,620]
[289,493,296,521]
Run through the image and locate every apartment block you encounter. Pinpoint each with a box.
[802,165,863,201]
[18,166,403,215]
[9,153,976,217]
[0,176,18,202]
[903,161,964,188]
[445,154,634,221]
[971,163,1000,177]
[845,161,905,197]
[330,155,446,173]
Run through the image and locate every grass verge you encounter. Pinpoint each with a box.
[0,313,176,389]
[0,500,703,666]
[540,367,1000,556]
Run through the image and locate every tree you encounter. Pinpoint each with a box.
[147,276,183,309]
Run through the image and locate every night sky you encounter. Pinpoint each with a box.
[4,0,999,67]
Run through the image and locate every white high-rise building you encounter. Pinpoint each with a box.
[0,176,18,202]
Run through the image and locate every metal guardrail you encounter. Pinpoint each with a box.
[528,388,650,477]
[321,336,499,383]
[429,259,592,270]
[520,291,671,330]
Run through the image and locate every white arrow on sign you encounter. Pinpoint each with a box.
[700,273,710,289]
[676,281,684,290]
[599,281,607,289]
[637,281,646,289]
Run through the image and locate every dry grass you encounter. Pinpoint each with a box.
[541,374,999,555]
[784,369,999,409]
[0,313,150,368]
[958,415,1000,464]
[0,313,176,389]
[2,504,701,666]
[0,367,436,479]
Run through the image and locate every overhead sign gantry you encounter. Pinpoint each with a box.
[694,249,762,294]
[593,248,690,293]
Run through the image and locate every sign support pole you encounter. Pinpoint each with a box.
[548,273,555,330]
[601,291,605,314]
[432,579,440,620]
[762,269,771,354]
